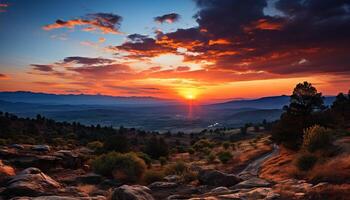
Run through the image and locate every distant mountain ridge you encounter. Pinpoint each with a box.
[0,91,178,106]
[210,95,335,109]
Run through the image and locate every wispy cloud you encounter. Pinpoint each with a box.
[43,13,122,34]
[154,13,180,24]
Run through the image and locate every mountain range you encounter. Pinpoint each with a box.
[0,91,336,132]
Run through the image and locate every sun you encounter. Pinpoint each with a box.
[179,88,199,100]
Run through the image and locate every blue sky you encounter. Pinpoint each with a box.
[0,0,197,69]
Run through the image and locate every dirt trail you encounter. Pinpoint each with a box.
[238,144,279,179]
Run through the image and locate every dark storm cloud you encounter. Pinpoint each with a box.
[154,13,180,23]
[43,13,122,34]
[111,0,350,76]
[63,56,114,65]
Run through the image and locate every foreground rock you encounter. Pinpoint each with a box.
[219,187,280,200]
[148,181,178,190]
[111,185,154,200]
[1,167,61,198]
[11,196,106,200]
[232,177,272,189]
[198,170,242,187]
[0,159,15,184]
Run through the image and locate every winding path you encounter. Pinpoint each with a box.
[238,144,279,179]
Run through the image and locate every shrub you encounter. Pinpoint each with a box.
[143,170,165,185]
[192,139,214,151]
[144,136,169,159]
[164,161,188,176]
[217,151,233,164]
[164,161,197,183]
[87,141,104,150]
[136,152,152,168]
[188,148,195,155]
[206,152,216,163]
[303,125,331,152]
[159,156,167,166]
[222,141,230,150]
[296,154,318,171]
[103,135,129,153]
[91,152,146,183]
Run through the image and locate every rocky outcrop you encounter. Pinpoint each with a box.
[111,185,154,200]
[1,167,61,198]
[198,170,242,187]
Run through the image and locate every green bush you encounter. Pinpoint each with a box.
[164,161,188,176]
[192,139,214,151]
[222,142,230,150]
[143,170,165,185]
[296,154,318,171]
[144,136,169,159]
[206,152,216,163]
[303,125,331,152]
[87,141,104,150]
[217,151,233,164]
[91,152,146,183]
[188,148,195,155]
[103,135,130,153]
[136,152,152,168]
[164,161,197,183]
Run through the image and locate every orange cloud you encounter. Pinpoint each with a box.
[43,13,122,34]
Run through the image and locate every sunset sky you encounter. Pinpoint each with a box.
[0,0,349,102]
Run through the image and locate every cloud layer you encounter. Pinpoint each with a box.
[27,0,350,99]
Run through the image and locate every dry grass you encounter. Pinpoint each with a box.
[260,146,296,182]
[308,154,350,184]
[307,184,350,200]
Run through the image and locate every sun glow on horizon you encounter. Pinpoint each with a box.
[179,87,200,100]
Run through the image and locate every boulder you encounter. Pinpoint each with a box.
[54,150,83,169]
[163,175,181,182]
[31,145,50,152]
[209,186,231,194]
[1,167,61,198]
[148,181,178,190]
[0,159,15,185]
[111,185,154,200]
[231,177,272,189]
[219,187,280,200]
[198,170,242,187]
[11,144,25,150]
